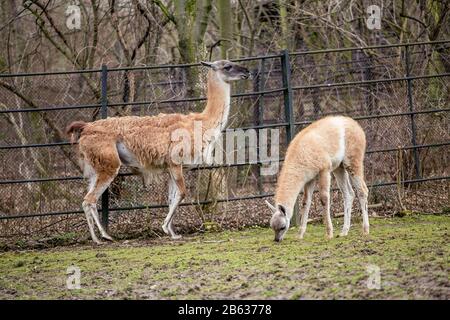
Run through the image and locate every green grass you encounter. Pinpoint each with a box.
[0,214,448,299]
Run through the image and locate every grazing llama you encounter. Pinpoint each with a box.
[266,116,369,242]
[66,60,250,244]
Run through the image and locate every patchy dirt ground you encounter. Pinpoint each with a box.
[0,214,448,299]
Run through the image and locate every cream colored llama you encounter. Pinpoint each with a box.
[66,60,250,244]
[266,116,369,242]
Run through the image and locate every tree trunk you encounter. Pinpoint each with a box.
[218,0,233,59]
[278,0,289,50]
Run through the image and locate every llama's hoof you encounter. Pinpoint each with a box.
[102,234,114,241]
[92,239,103,245]
[296,234,305,240]
[326,234,334,240]
[171,234,182,240]
[363,225,370,235]
[340,231,349,237]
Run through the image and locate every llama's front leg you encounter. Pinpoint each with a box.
[162,179,181,239]
[162,166,186,240]
[298,180,315,239]
[319,170,333,239]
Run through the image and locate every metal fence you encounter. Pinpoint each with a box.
[0,40,449,235]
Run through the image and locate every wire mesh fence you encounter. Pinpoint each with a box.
[0,40,448,241]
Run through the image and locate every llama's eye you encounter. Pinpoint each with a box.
[280,226,286,231]
[224,65,232,71]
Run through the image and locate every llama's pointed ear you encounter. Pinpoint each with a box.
[265,200,277,213]
[200,61,214,68]
[278,204,287,216]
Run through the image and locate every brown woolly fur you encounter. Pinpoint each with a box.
[72,70,232,171]
[268,116,370,242]
[66,60,250,243]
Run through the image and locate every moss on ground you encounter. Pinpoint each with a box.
[0,214,448,299]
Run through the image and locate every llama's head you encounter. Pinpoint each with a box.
[201,60,250,82]
[266,201,290,242]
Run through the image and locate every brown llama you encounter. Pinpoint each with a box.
[66,60,250,243]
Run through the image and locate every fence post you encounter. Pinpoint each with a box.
[254,58,266,193]
[100,64,110,230]
[404,45,421,179]
[362,50,374,115]
[281,50,295,142]
[280,50,299,225]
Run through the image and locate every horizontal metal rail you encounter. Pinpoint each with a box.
[0,54,283,78]
[0,68,102,78]
[0,176,84,184]
[0,88,285,114]
[0,193,274,220]
[290,51,423,70]
[1,175,448,220]
[290,39,450,56]
[0,103,101,114]
[108,53,284,72]
[295,108,450,126]
[292,73,450,91]
[0,141,73,150]
[106,87,286,108]
[365,141,450,154]
[1,40,446,78]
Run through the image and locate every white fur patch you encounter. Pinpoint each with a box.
[331,117,346,168]
[220,85,231,131]
[117,141,140,168]
[82,161,97,192]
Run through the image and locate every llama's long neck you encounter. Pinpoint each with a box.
[274,166,307,219]
[201,70,231,131]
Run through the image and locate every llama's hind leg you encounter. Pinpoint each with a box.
[346,163,369,235]
[79,136,121,243]
[81,162,102,244]
[83,173,117,242]
[162,166,186,240]
[91,206,114,241]
[333,166,355,236]
[349,173,369,235]
[82,201,101,244]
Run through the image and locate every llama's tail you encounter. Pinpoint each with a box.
[65,121,87,143]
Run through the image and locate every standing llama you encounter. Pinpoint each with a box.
[66,60,250,244]
[266,116,369,242]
